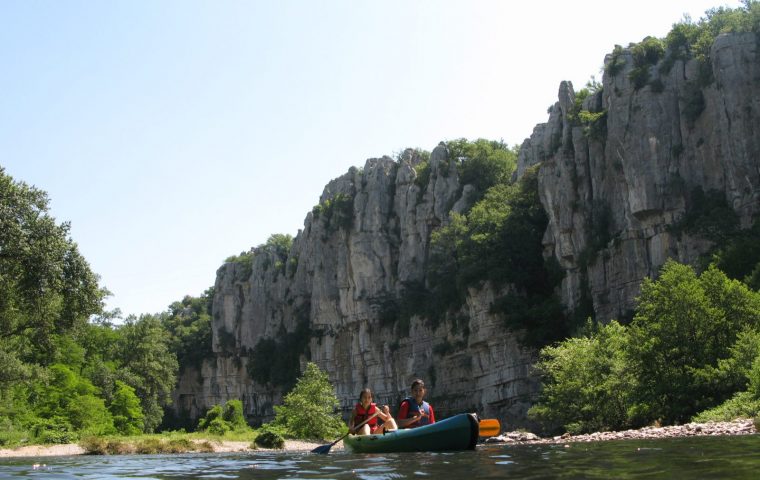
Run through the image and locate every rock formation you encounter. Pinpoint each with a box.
[172,32,760,428]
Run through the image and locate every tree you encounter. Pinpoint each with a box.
[0,168,105,368]
[109,381,144,435]
[115,315,178,432]
[272,362,344,440]
[627,261,760,424]
[162,290,214,370]
[529,321,635,434]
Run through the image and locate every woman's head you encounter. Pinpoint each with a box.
[359,387,373,404]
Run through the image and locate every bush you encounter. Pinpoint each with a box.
[206,418,230,436]
[222,399,247,430]
[197,405,223,431]
[693,391,760,422]
[254,430,285,449]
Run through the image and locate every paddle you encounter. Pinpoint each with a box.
[478,418,501,437]
[311,411,381,454]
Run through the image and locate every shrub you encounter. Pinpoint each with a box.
[693,391,760,422]
[254,430,285,449]
[206,418,230,436]
[222,399,247,430]
[605,45,626,77]
[197,399,249,435]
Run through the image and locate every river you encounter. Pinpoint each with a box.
[1,434,758,479]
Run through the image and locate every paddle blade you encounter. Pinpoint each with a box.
[311,443,334,454]
[479,419,501,437]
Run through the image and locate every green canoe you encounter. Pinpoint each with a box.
[343,413,479,453]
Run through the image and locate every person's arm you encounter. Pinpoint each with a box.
[397,401,422,428]
[377,405,392,422]
[348,408,357,433]
[428,405,435,424]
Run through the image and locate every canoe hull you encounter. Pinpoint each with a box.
[343,413,479,453]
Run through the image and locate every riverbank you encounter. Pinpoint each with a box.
[486,418,758,445]
[3,419,755,457]
[0,438,328,458]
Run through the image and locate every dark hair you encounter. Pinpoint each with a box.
[411,379,425,389]
[358,387,373,401]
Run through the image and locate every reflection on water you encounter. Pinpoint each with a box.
[0,435,758,479]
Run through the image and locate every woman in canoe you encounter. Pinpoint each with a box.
[348,388,398,435]
[397,379,435,428]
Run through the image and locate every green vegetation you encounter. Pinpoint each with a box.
[312,192,354,232]
[424,163,568,346]
[0,167,223,446]
[629,36,665,90]
[378,139,571,347]
[162,290,214,371]
[567,86,608,141]
[197,399,248,435]
[604,2,760,104]
[530,260,760,434]
[446,138,518,203]
[267,362,345,440]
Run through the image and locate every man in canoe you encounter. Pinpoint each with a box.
[397,379,436,428]
[348,388,398,435]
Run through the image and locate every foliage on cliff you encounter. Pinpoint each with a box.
[423,148,567,346]
[530,260,760,434]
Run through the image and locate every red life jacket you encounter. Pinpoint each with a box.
[354,402,378,428]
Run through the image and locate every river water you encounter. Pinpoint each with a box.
[1,435,758,479]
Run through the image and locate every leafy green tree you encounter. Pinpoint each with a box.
[446,138,517,200]
[693,329,760,422]
[0,168,105,369]
[529,321,635,434]
[109,380,144,435]
[31,364,115,439]
[627,261,760,424]
[115,315,178,432]
[272,362,344,440]
[163,290,214,370]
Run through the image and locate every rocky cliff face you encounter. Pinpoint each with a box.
[173,32,760,428]
[173,147,538,428]
[518,32,760,321]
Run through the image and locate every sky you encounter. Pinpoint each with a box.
[0,0,743,319]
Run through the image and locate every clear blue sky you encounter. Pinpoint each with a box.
[1,0,741,318]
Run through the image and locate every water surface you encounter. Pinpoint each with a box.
[1,434,758,479]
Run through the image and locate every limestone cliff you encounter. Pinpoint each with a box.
[173,147,538,429]
[518,32,760,321]
[172,32,760,428]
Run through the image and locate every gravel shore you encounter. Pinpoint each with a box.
[0,439,330,458]
[485,418,758,445]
